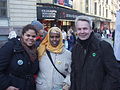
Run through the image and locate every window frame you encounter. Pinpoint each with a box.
[0,0,7,18]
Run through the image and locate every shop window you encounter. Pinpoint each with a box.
[86,7,89,13]
[85,0,89,13]
[94,2,97,15]
[0,0,7,18]
[103,7,104,17]
[106,9,108,18]
[106,0,108,4]
[99,5,101,16]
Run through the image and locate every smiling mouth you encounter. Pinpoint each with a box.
[53,42,57,44]
[80,35,86,37]
[28,41,33,44]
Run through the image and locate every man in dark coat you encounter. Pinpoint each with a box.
[70,16,120,90]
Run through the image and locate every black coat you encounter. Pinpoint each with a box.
[0,38,39,90]
[70,34,120,90]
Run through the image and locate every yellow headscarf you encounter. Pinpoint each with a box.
[37,27,64,60]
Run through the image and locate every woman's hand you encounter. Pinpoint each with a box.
[6,86,19,90]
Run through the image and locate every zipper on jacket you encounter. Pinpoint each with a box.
[84,49,87,55]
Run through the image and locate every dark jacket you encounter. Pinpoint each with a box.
[70,33,120,90]
[0,38,39,90]
[35,36,42,47]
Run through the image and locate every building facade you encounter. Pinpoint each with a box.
[0,0,37,40]
[110,0,120,30]
[73,0,119,31]
[0,0,119,40]
[37,0,79,31]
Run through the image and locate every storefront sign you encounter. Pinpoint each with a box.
[58,0,64,5]
[41,9,57,18]
[53,0,72,7]
[37,7,81,20]
[37,7,57,19]
[66,14,78,18]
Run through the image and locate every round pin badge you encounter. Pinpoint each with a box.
[92,53,96,57]
[17,60,23,65]
[56,60,62,64]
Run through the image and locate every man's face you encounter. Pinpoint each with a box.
[76,20,93,40]
[38,29,44,37]
[49,32,60,47]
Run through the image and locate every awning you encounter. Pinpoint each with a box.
[37,6,83,20]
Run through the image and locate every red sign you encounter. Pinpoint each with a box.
[58,0,64,5]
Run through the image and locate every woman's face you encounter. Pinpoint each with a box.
[49,32,60,47]
[22,29,36,47]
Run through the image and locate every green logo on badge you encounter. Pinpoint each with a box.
[92,53,96,57]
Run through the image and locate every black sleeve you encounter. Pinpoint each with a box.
[101,41,120,90]
[0,41,14,90]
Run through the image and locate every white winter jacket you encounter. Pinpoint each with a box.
[36,48,71,90]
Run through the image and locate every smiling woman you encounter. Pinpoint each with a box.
[49,30,61,47]
[0,24,39,90]
[36,27,71,90]
[21,25,37,47]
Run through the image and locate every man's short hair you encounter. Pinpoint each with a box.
[75,16,92,28]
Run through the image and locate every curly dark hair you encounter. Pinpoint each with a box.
[22,24,37,35]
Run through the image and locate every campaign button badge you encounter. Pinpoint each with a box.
[17,60,23,65]
[92,53,96,57]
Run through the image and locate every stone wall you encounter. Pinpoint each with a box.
[0,0,37,38]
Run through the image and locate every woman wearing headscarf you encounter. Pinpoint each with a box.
[36,27,71,90]
[0,24,39,90]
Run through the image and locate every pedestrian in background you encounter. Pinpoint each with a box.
[31,20,47,47]
[8,30,17,40]
[93,28,102,40]
[112,30,115,46]
[36,27,71,90]
[62,29,68,49]
[62,29,67,43]
[67,29,76,51]
[70,16,120,90]
[0,24,39,90]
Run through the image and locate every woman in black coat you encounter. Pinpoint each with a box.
[0,24,39,90]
